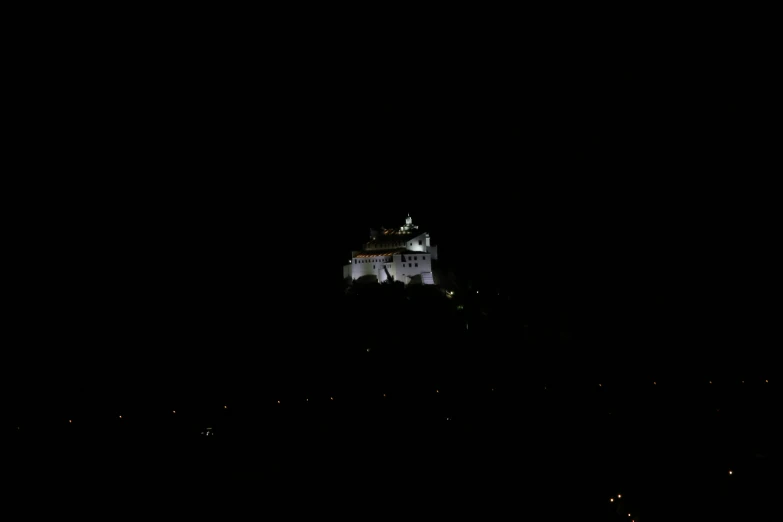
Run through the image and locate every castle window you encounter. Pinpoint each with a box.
[415,263,418,267]
[418,240,422,245]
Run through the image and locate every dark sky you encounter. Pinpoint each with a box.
[8,21,778,367]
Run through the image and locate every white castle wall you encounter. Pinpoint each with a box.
[349,254,396,281]
[394,251,432,284]
[403,232,427,252]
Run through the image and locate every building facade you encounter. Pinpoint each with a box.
[343,215,438,284]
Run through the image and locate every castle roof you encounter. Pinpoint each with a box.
[354,249,430,259]
[378,228,422,237]
[367,229,425,247]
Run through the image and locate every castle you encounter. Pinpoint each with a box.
[343,215,438,285]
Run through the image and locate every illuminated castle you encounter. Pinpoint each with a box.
[343,214,438,285]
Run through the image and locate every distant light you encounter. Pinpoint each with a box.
[436,389,439,393]
[366,348,370,352]
[653,381,657,385]
[599,384,602,387]
[709,381,712,384]
[766,379,769,383]
[617,494,621,498]
[69,420,72,423]
[173,411,176,414]
[383,393,386,397]
[330,397,334,400]
[224,405,227,409]
[728,470,733,475]
[277,400,281,404]
[610,498,614,502]
[119,415,122,419]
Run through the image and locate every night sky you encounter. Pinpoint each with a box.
[7,17,777,517]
